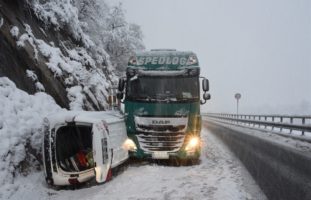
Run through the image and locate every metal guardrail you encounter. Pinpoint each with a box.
[207,122,311,200]
[203,113,311,136]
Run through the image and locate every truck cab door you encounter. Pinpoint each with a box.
[92,122,111,183]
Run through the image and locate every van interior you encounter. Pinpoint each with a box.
[56,124,94,172]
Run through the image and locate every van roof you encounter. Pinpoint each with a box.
[47,111,124,128]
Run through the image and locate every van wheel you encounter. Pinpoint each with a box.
[45,178,62,191]
[46,178,54,186]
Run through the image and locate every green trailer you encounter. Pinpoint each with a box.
[118,49,210,162]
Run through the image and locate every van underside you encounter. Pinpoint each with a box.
[56,124,94,172]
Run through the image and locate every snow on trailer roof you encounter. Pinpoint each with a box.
[135,50,196,57]
[47,111,124,128]
[137,69,188,76]
[128,49,199,69]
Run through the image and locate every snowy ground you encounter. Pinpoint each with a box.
[8,128,266,200]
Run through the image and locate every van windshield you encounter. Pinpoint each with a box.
[126,76,199,102]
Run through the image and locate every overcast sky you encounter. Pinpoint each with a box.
[113,0,311,114]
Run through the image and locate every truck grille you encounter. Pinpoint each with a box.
[135,116,188,152]
[137,131,185,152]
[137,124,186,132]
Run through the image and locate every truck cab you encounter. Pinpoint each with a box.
[117,49,210,161]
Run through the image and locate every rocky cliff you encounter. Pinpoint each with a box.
[0,0,139,110]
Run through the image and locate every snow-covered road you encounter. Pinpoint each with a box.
[9,128,266,200]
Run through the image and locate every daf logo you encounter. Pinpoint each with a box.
[152,120,170,125]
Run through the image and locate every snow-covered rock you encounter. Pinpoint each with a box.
[0,0,144,111]
[10,26,19,38]
[30,0,93,48]
[0,77,62,198]
[26,70,45,92]
[0,17,3,28]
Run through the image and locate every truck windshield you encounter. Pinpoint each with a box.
[126,76,199,102]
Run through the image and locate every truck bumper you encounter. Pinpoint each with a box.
[129,148,201,160]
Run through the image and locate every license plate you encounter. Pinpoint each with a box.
[152,151,169,159]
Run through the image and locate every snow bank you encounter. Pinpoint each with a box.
[0,77,62,198]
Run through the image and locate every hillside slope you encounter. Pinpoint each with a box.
[0,0,144,110]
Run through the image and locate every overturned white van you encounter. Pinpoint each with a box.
[42,111,129,186]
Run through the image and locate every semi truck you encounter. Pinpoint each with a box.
[117,49,210,162]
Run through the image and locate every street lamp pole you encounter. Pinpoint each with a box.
[237,98,239,115]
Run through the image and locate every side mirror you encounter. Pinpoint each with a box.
[202,78,209,92]
[200,92,211,104]
[118,78,125,92]
[116,92,124,100]
[203,93,211,100]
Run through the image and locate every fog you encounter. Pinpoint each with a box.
[115,0,311,114]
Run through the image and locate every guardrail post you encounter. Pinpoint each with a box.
[290,117,293,134]
[272,117,275,130]
[302,117,305,136]
[280,117,283,132]
[264,116,267,129]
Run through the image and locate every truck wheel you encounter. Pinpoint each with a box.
[186,158,200,166]
[169,158,181,166]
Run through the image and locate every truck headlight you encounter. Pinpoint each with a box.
[122,139,137,151]
[185,136,200,152]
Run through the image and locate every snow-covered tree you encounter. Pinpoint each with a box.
[75,1,145,73]
[104,3,144,72]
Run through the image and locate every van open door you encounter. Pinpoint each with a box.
[92,122,111,183]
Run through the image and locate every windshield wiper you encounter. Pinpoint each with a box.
[176,97,198,102]
[155,93,175,98]
[134,95,156,102]
[130,94,198,103]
